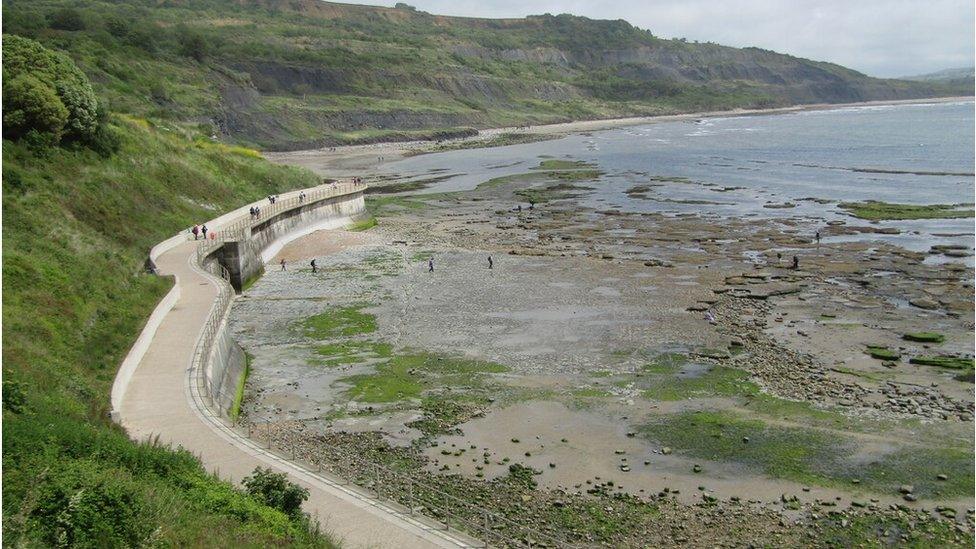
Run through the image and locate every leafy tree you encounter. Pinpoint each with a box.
[242,467,309,518]
[2,34,99,144]
[2,74,69,142]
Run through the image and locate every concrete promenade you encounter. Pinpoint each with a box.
[118,185,474,548]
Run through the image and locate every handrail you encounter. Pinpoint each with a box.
[183,180,578,548]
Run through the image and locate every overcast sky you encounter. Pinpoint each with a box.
[348,0,974,77]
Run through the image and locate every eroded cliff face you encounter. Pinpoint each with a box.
[53,0,963,150]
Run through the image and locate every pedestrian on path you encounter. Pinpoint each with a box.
[488,255,493,270]
[311,259,317,273]
[428,257,434,273]
[792,255,799,270]
[201,224,208,239]
[815,230,821,246]
[192,225,199,240]
[280,259,286,271]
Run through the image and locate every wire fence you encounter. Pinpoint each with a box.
[183,181,577,548]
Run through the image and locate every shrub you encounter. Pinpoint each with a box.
[2,34,99,144]
[176,26,209,62]
[242,467,309,518]
[2,74,69,141]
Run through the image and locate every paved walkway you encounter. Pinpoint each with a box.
[119,193,474,548]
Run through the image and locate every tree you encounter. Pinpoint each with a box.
[2,34,99,144]
[242,468,309,518]
[2,74,69,142]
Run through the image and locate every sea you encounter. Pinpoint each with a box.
[380,100,975,260]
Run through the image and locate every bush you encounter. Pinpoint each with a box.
[2,34,99,144]
[176,26,209,62]
[242,467,309,518]
[2,74,69,141]
[30,464,154,547]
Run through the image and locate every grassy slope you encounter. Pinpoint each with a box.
[4,0,969,150]
[1,116,336,546]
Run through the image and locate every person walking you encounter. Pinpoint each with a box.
[280,259,286,271]
[201,224,208,239]
[815,231,821,246]
[488,255,493,270]
[310,259,317,273]
[792,255,799,270]
[191,225,200,240]
[428,257,434,273]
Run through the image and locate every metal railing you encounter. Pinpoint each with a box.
[190,181,365,265]
[183,180,578,548]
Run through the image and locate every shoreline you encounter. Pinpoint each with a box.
[263,96,974,177]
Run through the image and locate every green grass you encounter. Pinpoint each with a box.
[514,182,592,204]
[532,159,596,170]
[634,357,850,424]
[477,172,548,190]
[2,117,333,545]
[640,410,974,498]
[544,169,603,181]
[816,513,973,548]
[902,332,946,343]
[909,355,975,370]
[866,346,900,361]
[313,340,392,367]
[229,352,252,422]
[642,364,756,401]
[839,201,975,221]
[340,352,509,403]
[299,305,378,339]
[347,216,377,231]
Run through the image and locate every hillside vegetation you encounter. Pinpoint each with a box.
[4,0,970,150]
[2,34,333,546]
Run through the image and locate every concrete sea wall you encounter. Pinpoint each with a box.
[217,192,366,291]
[202,186,365,417]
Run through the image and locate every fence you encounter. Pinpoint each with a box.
[190,181,365,265]
[184,181,578,548]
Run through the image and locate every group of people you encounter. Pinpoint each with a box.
[279,258,317,273]
[425,255,493,273]
[249,205,262,219]
[191,224,213,240]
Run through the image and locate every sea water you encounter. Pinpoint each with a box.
[381,100,975,256]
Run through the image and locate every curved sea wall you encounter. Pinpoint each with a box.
[210,191,366,292]
[113,182,366,421]
[198,184,366,415]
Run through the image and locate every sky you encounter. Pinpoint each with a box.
[346,0,975,77]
